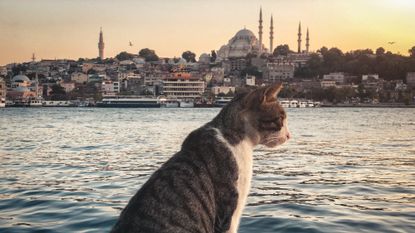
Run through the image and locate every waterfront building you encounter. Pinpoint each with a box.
[320,80,337,89]
[406,72,415,88]
[101,81,120,95]
[60,82,76,93]
[71,72,88,84]
[323,72,346,84]
[362,74,383,91]
[211,86,236,96]
[246,75,256,86]
[264,61,295,83]
[162,72,205,99]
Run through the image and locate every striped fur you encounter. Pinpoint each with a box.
[111,84,290,233]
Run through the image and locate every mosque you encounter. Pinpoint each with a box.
[217,8,310,59]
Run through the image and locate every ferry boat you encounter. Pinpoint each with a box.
[0,97,5,108]
[42,100,73,107]
[179,100,194,108]
[159,98,179,108]
[96,97,161,108]
[29,97,43,107]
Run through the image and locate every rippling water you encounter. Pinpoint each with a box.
[0,108,414,233]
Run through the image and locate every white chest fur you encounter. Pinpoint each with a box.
[214,128,254,233]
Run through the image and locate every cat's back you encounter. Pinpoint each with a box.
[111,126,238,233]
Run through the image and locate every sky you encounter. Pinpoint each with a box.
[0,0,414,65]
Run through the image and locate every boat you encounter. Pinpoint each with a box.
[179,100,194,108]
[159,98,179,108]
[96,96,161,108]
[42,100,73,107]
[280,100,290,108]
[307,101,315,108]
[299,101,308,108]
[0,97,5,108]
[214,97,233,107]
[29,97,43,107]
[289,100,299,108]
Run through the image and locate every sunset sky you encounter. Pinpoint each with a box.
[0,0,414,65]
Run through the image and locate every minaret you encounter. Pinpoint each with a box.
[306,27,310,53]
[31,53,36,62]
[270,15,274,54]
[98,27,105,60]
[297,22,302,53]
[258,7,263,55]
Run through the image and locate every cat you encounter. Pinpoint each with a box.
[111,83,290,233]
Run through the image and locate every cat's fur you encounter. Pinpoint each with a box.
[111,83,290,233]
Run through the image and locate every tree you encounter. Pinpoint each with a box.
[181,51,196,63]
[273,44,291,56]
[211,50,217,62]
[50,84,67,100]
[409,46,415,58]
[138,48,159,62]
[116,51,134,61]
[376,47,385,56]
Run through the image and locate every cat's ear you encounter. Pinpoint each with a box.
[264,83,282,103]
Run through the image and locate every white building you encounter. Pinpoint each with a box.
[162,73,205,99]
[102,81,120,95]
[265,62,295,82]
[323,72,346,84]
[246,75,256,86]
[211,86,236,96]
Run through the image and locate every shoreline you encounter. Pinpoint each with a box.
[321,103,415,108]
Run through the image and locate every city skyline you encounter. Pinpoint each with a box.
[0,0,414,65]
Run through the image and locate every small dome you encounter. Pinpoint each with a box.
[12,74,31,83]
[14,86,30,92]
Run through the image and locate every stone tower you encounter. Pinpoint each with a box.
[98,27,105,60]
[270,15,274,54]
[306,27,310,53]
[297,22,302,53]
[258,7,263,55]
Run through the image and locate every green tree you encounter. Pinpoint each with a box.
[181,51,197,63]
[138,48,159,62]
[273,44,292,56]
[210,50,217,62]
[50,84,67,100]
[409,46,415,58]
[376,47,385,56]
[116,51,134,61]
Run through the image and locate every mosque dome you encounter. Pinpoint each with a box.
[12,74,31,83]
[218,28,262,58]
[234,29,256,40]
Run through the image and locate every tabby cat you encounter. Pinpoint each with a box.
[111,83,290,233]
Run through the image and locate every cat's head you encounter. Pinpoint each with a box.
[238,83,290,147]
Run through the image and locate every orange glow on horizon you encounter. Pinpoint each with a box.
[0,0,414,65]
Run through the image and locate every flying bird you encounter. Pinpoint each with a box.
[388,42,396,45]
[129,41,133,46]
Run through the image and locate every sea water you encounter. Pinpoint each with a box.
[0,108,414,233]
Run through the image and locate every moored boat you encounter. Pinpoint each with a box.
[0,97,5,108]
[179,100,194,108]
[97,96,161,108]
